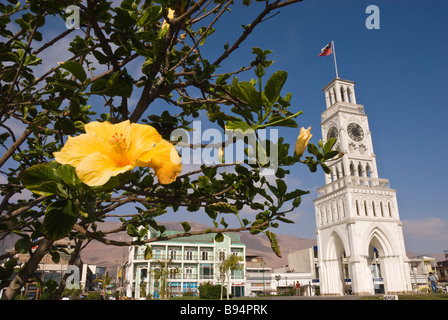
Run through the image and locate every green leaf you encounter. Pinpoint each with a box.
[57,164,81,189]
[292,197,302,207]
[307,143,320,157]
[277,217,294,224]
[0,51,19,63]
[0,258,18,282]
[231,81,262,112]
[220,217,228,228]
[24,55,42,66]
[137,6,162,27]
[323,137,337,154]
[267,182,278,196]
[323,150,340,161]
[50,251,60,263]
[42,199,78,241]
[284,188,309,201]
[215,232,224,242]
[60,61,87,82]
[266,230,281,258]
[14,237,31,254]
[181,221,191,233]
[265,114,299,128]
[113,7,135,29]
[144,245,152,260]
[276,179,287,197]
[225,118,257,133]
[21,164,66,197]
[265,71,287,104]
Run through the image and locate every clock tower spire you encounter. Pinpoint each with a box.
[314,78,412,295]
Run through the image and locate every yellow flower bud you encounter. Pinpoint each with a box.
[218,147,224,163]
[161,9,175,30]
[294,127,312,157]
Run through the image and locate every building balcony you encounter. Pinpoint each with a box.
[321,102,365,122]
[317,176,391,197]
[133,253,214,262]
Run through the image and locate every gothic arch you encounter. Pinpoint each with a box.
[366,164,372,178]
[325,230,350,260]
[341,200,346,218]
[363,226,395,257]
[350,162,356,176]
[358,163,363,177]
[388,202,393,217]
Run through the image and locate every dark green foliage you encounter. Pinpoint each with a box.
[0,0,339,299]
[199,282,225,300]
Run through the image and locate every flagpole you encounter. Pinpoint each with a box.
[332,41,339,78]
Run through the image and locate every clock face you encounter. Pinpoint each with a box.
[347,123,364,141]
[327,126,338,141]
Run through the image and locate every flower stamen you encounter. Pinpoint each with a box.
[109,132,128,154]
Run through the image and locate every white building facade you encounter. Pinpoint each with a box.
[314,78,412,295]
[125,229,246,299]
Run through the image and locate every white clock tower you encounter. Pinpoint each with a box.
[314,78,412,295]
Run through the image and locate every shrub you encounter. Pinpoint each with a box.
[198,282,225,300]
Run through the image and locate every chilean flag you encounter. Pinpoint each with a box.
[318,42,332,57]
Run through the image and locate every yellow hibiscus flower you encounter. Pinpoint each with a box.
[294,126,312,157]
[54,120,182,186]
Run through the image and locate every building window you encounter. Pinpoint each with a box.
[366,165,372,178]
[200,264,213,279]
[372,201,376,216]
[169,249,177,260]
[185,267,194,279]
[388,202,392,217]
[358,164,363,177]
[356,200,360,216]
[201,250,209,261]
[140,268,148,282]
[364,200,368,216]
[185,249,194,260]
[219,249,226,261]
[153,247,163,259]
[350,163,355,176]
[169,268,179,279]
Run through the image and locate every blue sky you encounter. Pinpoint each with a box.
[155,0,448,255]
[2,0,447,255]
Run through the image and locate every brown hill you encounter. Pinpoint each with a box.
[80,221,317,275]
[80,221,444,276]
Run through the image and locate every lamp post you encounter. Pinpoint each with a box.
[261,261,265,295]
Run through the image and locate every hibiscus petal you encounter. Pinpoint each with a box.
[128,123,163,159]
[75,151,134,186]
[135,139,182,184]
[85,120,131,149]
[54,134,109,166]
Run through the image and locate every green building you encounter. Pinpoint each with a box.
[125,229,246,299]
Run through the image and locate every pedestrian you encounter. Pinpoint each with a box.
[427,272,438,293]
[295,282,300,296]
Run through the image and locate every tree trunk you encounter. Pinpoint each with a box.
[1,239,53,300]
[53,241,83,300]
